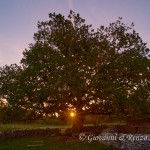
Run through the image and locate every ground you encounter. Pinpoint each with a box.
[0,123,69,131]
[0,136,120,150]
[0,122,124,150]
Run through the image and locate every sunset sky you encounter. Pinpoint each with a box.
[0,0,150,67]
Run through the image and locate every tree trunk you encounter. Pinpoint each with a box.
[72,111,84,133]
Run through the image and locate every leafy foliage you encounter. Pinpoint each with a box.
[0,11,150,122]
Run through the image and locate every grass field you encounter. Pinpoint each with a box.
[0,136,119,150]
[0,122,125,131]
[0,123,70,131]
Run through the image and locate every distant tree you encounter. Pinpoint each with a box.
[0,11,150,130]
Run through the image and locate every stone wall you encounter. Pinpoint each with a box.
[0,128,60,139]
[83,125,150,150]
[99,133,150,150]
[82,125,150,134]
[80,125,150,150]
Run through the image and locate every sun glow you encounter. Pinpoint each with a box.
[70,112,75,117]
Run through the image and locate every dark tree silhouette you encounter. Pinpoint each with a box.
[0,11,150,131]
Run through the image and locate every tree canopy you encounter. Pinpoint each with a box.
[0,11,150,124]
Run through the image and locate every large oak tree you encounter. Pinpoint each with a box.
[0,11,150,130]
